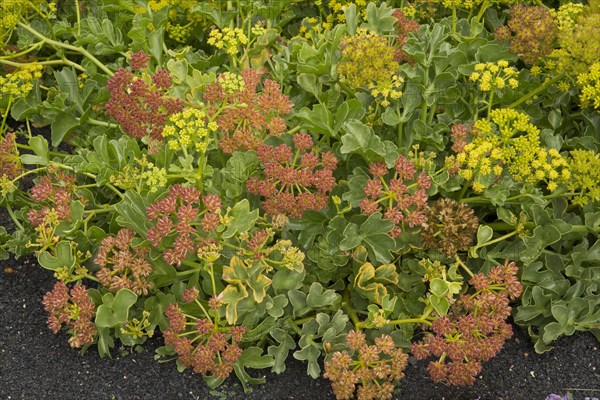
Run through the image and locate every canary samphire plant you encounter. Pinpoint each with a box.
[1,0,599,398]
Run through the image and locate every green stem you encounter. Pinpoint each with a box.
[209,264,217,296]
[486,90,494,120]
[471,230,518,252]
[287,319,303,336]
[420,90,428,123]
[0,58,85,72]
[343,288,361,330]
[0,41,44,59]
[507,72,566,109]
[452,7,457,33]
[180,259,204,271]
[17,22,114,77]
[194,298,212,321]
[456,181,469,200]
[74,0,81,36]
[455,255,474,277]
[397,120,403,148]
[292,315,316,327]
[1,95,12,134]
[82,206,115,215]
[475,0,489,22]
[6,204,24,230]
[82,118,115,128]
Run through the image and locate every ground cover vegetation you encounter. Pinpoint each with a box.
[1,0,599,398]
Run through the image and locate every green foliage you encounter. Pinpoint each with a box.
[1,0,599,397]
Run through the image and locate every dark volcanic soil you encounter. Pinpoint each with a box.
[1,247,599,400]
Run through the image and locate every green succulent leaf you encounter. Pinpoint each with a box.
[222,199,259,238]
[95,289,138,328]
[38,241,75,271]
[339,213,395,263]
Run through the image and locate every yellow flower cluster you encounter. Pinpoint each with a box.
[141,165,168,193]
[134,0,195,13]
[400,4,417,18]
[338,28,400,91]
[549,7,600,74]
[251,23,266,37]
[577,63,600,109]
[207,27,249,55]
[0,63,43,98]
[166,22,192,43]
[529,66,542,77]
[298,17,328,40]
[551,2,585,32]
[565,149,600,206]
[452,109,569,193]
[162,108,216,152]
[218,72,245,94]
[110,156,167,194]
[369,75,404,107]
[469,60,519,92]
[324,0,368,25]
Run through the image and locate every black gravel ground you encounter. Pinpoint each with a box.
[1,246,599,400]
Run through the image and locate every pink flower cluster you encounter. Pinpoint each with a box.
[163,303,246,379]
[393,10,420,65]
[94,228,153,296]
[360,155,431,237]
[411,261,523,385]
[42,281,96,348]
[324,330,409,400]
[105,51,183,140]
[0,132,22,179]
[246,133,337,218]
[203,69,293,153]
[27,172,75,226]
[145,184,222,265]
[495,5,557,65]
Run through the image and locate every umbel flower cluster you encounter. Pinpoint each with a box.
[161,108,216,153]
[0,132,22,191]
[421,198,479,257]
[164,299,246,379]
[359,155,431,237]
[27,171,75,227]
[203,69,293,153]
[577,62,600,110]
[565,149,600,206]
[338,28,402,101]
[469,60,519,92]
[146,184,222,265]
[411,261,523,385]
[42,282,96,348]
[552,6,600,74]
[247,133,337,218]
[0,62,43,99]
[392,10,420,65]
[105,51,183,140]
[494,5,557,65]
[447,109,570,193]
[324,330,409,400]
[94,228,153,296]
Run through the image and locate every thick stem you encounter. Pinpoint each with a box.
[17,22,113,77]
[6,204,24,231]
[343,288,361,330]
[507,72,566,109]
